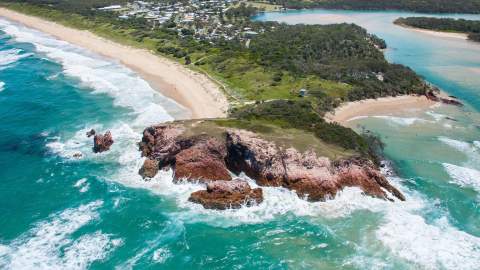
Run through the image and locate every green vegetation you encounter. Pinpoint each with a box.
[270,0,480,14]
[395,17,480,42]
[0,0,430,162]
[178,118,357,160]
[229,99,382,162]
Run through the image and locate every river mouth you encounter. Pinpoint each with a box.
[254,8,480,268]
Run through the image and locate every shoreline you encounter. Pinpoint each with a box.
[0,7,228,119]
[325,95,437,125]
[395,22,469,40]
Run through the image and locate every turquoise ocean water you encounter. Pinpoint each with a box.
[0,9,479,269]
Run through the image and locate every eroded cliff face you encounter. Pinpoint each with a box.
[138,122,405,209]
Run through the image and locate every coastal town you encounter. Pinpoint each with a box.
[98,0,279,43]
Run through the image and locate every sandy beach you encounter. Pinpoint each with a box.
[396,23,468,40]
[0,7,228,119]
[325,95,437,125]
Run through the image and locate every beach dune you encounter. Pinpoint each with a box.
[0,7,228,119]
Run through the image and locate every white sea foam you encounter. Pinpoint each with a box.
[377,214,480,270]
[346,115,369,122]
[438,137,480,166]
[443,163,480,193]
[425,110,446,121]
[0,200,121,270]
[438,137,474,153]
[372,116,430,126]
[473,141,480,149]
[152,248,171,264]
[0,48,32,68]
[0,81,4,92]
[0,18,180,125]
[74,178,90,193]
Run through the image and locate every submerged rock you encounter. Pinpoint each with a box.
[426,90,463,106]
[189,179,263,210]
[93,131,113,153]
[86,129,96,138]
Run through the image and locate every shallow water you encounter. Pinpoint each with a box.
[0,9,479,269]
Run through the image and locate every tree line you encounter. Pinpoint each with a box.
[395,17,480,42]
[269,0,480,14]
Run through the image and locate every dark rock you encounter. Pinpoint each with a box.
[93,131,114,153]
[426,90,463,106]
[86,129,96,138]
[139,158,159,179]
[189,179,263,210]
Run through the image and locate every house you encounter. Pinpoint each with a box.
[299,88,307,97]
[98,5,123,11]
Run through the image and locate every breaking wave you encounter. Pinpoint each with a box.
[0,201,122,270]
[0,48,32,68]
[0,18,182,125]
[372,116,431,126]
[443,163,480,193]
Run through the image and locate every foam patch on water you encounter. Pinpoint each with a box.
[443,163,480,193]
[372,116,431,126]
[0,18,182,124]
[438,137,480,165]
[0,81,4,92]
[0,200,122,269]
[0,48,32,68]
[377,214,480,269]
[152,248,171,264]
[438,137,474,153]
[425,111,446,122]
[74,178,90,193]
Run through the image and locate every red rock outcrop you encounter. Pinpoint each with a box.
[93,131,113,153]
[139,123,405,209]
[139,158,159,179]
[139,124,231,182]
[174,136,231,182]
[225,129,405,201]
[189,179,263,210]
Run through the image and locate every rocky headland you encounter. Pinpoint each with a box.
[137,120,405,210]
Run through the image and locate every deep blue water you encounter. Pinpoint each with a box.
[0,9,479,270]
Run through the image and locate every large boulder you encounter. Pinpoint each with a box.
[189,179,263,210]
[139,124,231,182]
[334,158,406,201]
[139,158,159,179]
[93,131,114,153]
[174,136,231,182]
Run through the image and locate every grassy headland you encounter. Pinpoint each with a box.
[395,17,480,42]
[0,0,431,162]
